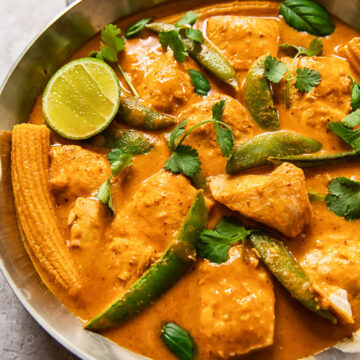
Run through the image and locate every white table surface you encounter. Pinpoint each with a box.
[0,1,79,358]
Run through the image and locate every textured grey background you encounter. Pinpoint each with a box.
[0,1,79,359]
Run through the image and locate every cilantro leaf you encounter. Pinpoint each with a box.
[164,145,201,176]
[212,99,226,122]
[159,30,188,63]
[211,100,234,159]
[188,69,210,96]
[305,38,323,56]
[281,38,323,57]
[197,216,252,264]
[214,125,233,160]
[90,24,139,97]
[185,28,203,43]
[350,76,360,111]
[294,68,321,92]
[168,119,187,151]
[328,121,360,149]
[97,177,114,212]
[107,149,133,177]
[176,11,198,26]
[326,177,360,220]
[280,38,323,108]
[342,108,360,128]
[161,322,196,360]
[264,55,288,83]
[328,110,360,150]
[125,18,152,38]
[100,24,125,63]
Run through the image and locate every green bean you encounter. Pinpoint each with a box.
[269,150,360,168]
[226,131,322,173]
[146,23,239,90]
[245,54,280,130]
[249,231,336,323]
[85,191,208,330]
[117,94,176,130]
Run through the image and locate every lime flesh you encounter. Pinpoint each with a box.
[42,57,120,140]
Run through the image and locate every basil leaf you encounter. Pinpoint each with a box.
[280,0,335,36]
[125,18,152,38]
[188,69,210,96]
[161,323,196,360]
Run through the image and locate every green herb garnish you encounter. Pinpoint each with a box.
[328,109,360,150]
[164,119,201,176]
[125,18,152,38]
[97,177,114,212]
[161,322,196,360]
[176,11,198,26]
[107,149,133,176]
[197,216,253,263]
[159,11,203,63]
[350,75,360,111]
[294,68,321,92]
[188,69,210,96]
[164,100,234,176]
[264,55,288,83]
[326,177,360,220]
[89,24,139,97]
[264,38,322,108]
[280,0,335,36]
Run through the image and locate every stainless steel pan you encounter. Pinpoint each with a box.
[1,0,360,359]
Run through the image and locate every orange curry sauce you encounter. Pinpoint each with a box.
[27,1,360,359]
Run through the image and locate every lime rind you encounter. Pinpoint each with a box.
[42,57,121,140]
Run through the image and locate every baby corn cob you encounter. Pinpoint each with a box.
[11,124,80,294]
[339,37,360,75]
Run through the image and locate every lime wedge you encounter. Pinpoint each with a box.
[42,57,120,140]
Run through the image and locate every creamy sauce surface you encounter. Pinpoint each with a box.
[27,1,360,359]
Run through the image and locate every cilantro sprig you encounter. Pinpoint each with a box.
[328,109,360,150]
[97,129,153,212]
[159,11,203,63]
[197,216,253,263]
[264,38,323,108]
[89,24,139,97]
[326,177,360,220]
[164,100,234,176]
[97,150,133,212]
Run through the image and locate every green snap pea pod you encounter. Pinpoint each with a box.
[308,190,325,202]
[102,129,153,154]
[269,150,360,168]
[245,54,279,130]
[189,171,207,191]
[249,231,336,323]
[116,94,176,130]
[146,23,239,90]
[226,131,322,174]
[86,191,208,330]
